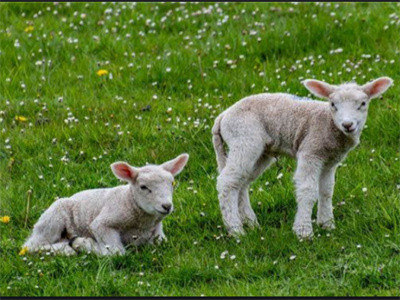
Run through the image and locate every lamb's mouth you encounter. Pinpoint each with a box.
[342,123,359,135]
[344,127,356,133]
[155,209,170,215]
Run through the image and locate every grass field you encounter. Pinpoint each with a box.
[1,2,400,296]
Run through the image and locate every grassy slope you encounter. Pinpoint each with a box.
[0,2,399,296]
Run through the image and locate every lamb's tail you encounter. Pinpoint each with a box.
[212,112,227,173]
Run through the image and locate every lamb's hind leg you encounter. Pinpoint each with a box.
[238,187,258,228]
[37,241,76,256]
[239,155,277,228]
[217,139,265,236]
[217,166,244,236]
[23,199,70,253]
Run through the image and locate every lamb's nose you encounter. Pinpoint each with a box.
[162,203,172,212]
[342,121,354,131]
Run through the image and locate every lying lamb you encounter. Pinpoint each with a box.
[23,153,189,255]
[212,77,393,239]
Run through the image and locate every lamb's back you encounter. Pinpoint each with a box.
[235,92,327,116]
[222,93,330,155]
[68,185,128,234]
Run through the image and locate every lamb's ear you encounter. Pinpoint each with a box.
[361,77,393,99]
[161,153,189,176]
[302,79,336,99]
[111,162,138,183]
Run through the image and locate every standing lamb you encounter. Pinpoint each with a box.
[23,153,189,255]
[212,77,393,239]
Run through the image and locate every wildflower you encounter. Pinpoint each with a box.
[289,255,296,260]
[15,116,28,122]
[96,69,108,76]
[19,246,28,256]
[24,26,34,33]
[0,216,10,223]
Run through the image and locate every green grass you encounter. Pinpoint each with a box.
[1,2,400,297]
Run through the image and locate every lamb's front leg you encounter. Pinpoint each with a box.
[293,155,323,239]
[89,218,126,256]
[153,222,167,244]
[317,166,337,230]
[70,237,104,255]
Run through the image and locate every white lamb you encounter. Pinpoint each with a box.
[23,153,189,255]
[212,77,393,239]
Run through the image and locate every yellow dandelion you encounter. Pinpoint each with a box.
[96,69,108,76]
[172,181,177,187]
[15,116,28,122]
[19,246,28,256]
[24,26,34,33]
[0,216,10,223]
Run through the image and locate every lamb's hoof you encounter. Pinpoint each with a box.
[47,245,77,256]
[293,224,314,240]
[155,234,167,244]
[102,244,125,256]
[63,246,78,256]
[71,237,95,252]
[244,218,260,229]
[227,226,245,237]
[318,219,336,231]
[110,248,125,256]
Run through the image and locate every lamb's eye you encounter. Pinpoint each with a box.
[358,101,366,110]
[331,102,336,108]
[140,185,151,192]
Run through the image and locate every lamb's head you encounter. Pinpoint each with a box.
[303,77,393,136]
[110,153,189,217]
